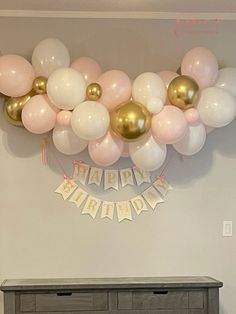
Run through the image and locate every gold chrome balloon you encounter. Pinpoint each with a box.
[167,75,200,111]
[86,82,102,101]
[3,90,35,127]
[110,100,151,142]
[33,76,47,94]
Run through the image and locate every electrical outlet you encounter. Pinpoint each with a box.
[223,221,233,237]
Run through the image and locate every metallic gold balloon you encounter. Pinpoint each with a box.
[167,75,200,111]
[3,90,35,127]
[33,76,47,94]
[86,82,102,101]
[110,100,151,142]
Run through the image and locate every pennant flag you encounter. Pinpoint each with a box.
[133,167,151,186]
[101,201,115,220]
[130,195,149,215]
[69,187,88,207]
[82,196,101,219]
[88,167,103,186]
[153,176,173,196]
[104,169,119,190]
[116,201,133,222]
[142,186,164,210]
[120,168,134,187]
[73,161,90,185]
[55,178,78,200]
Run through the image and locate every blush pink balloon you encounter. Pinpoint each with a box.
[158,71,179,105]
[0,54,35,97]
[88,131,124,166]
[71,57,102,84]
[98,70,132,111]
[184,108,200,124]
[152,105,188,144]
[22,95,59,134]
[121,143,130,158]
[181,47,218,89]
[56,110,72,127]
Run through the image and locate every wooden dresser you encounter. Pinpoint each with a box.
[1,277,223,314]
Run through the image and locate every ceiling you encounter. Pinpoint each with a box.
[0,0,236,13]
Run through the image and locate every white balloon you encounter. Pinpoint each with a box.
[32,38,70,77]
[53,125,88,155]
[47,68,86,110]
[132,72,166,112]
[215,68,236,99]
[147,97,164,114]
[71,101,110,140]
[173,123,206,156]
[198,87,236,128]
[129,134,167,171]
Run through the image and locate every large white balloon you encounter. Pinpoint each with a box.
[129,134,167,171]
[132,72,166,114]
[53,125,88,155]
[47,67,86,110]
[215,67,236,99]
[71,101,110,140]
[173,123,206,156]
[32,38,70,77]
[198,87,236,128]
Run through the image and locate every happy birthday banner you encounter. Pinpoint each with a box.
[55,175,172,222]
[72,161,152,190]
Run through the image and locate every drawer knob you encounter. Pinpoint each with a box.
[56,292,72,296]
[153,291,168,295]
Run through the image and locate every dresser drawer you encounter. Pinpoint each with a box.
[20,292,108,312]
[118,290,188,310]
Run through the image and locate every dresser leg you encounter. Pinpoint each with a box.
[208,288,219,314]
[4,292,16,314]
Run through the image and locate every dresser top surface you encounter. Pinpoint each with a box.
[1,276,223,291]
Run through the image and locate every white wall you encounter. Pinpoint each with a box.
[0,17,236,314]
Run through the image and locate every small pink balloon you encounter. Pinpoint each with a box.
[56,110,72,127]
[98,70,132,111]
[152,105,188,144]
[184,108,200,124]
[0,54,35,97]
[158,71,179,105]
[88,131,124,166]
[71,57,102,84]
[181,47,218,89]
[22,95,59,134]
[121,143,130,158]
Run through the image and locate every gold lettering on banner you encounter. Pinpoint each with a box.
[120,168,134,187]
[153,176,173,196]
[55,179,78,200]
[82,196,101,219]
[133,167,151,186]
[142,186,164,210]
[130,196,148,215]
[101,202,115,220]
[116,201,132,222]
[104,170,119,190]
[69,187,88,207]
[73,162,90,185]
[88,167,103,186]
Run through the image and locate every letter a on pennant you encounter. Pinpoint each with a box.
[88,167,103,186]
[142,186,164,210]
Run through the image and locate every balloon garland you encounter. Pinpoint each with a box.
[1,38,236,171]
